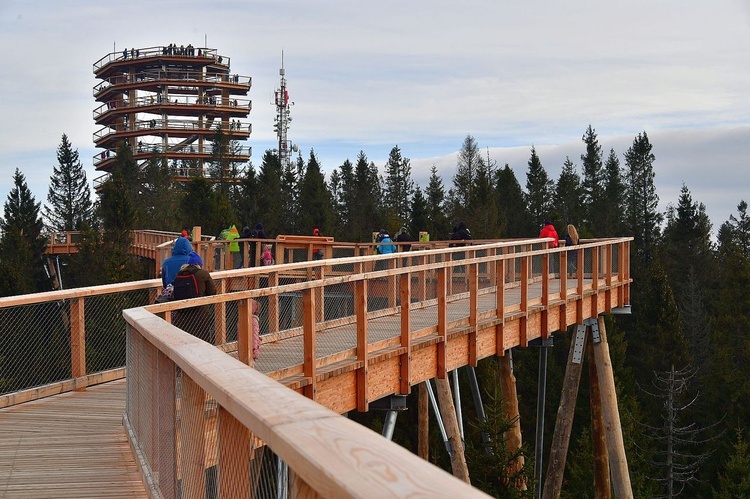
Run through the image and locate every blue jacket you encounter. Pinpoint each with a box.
[161,237,193,287]
[378,236,397,254]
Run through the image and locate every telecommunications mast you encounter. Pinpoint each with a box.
[273,52,296,167]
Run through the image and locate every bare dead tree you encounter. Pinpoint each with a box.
[637,365,724,498]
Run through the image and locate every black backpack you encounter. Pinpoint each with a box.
[172,267,200,300]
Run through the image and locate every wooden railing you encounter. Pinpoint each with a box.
[121,238,631,496]
[1,237,631,410]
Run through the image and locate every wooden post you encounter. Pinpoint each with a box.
[434,377,471,484]
[436,268,447,379]
[70,297,86,384]
[543,324,588,498]
[591,316,632,498]
[218,407,251,498]
[156,350,176,498]
[399,273,412,394]
[237,298,252,367]
[268,272,279,334]
[180,374,207,498]
[355,280,368,411]
[303,288,317,400]
[499,352,525,482]
[468,263,478,366]
[589,334,611,499]
[418,383,429,460]
[215,279,227,345]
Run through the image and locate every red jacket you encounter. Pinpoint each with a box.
[539,223,559,248]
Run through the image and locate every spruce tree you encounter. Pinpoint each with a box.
[581,125,604,232]
[495,164,532,237]
[624,131,662,262]
[140,150,179,231]
[409,186,428,238]
[451,134,483,222]
[349,151,382,241]
[382,145,414,226]
[425,165,449,240]
[525,146,554,227]
[601,148,626,236]
[468,151,499,239]
[44,134,93,232]
[0,169,49,295]
[254,150,283,234]
[554,157,584,228]
[715,431,750,498]
[297,149,334,235]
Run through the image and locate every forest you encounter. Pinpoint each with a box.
[1,125,749,497]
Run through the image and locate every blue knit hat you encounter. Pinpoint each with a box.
[188,251,203,266]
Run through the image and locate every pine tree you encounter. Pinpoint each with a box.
[44,134,93,232]
[409,186,428,238]
[0,169,49,296]
[95,169,140,283]
[467,151,499,239]
[661,184,716,370]
[601,148,626,236]
[624,131,662,262]
[254,150,284,234]
[382,145,414,226]
[425,165,449,240]
[525,146,554,226]
[346,151,382,241]
[140,150,179,231]
[715,430,750,498]
[581,125,605,232]
[705,201,750,442]
[297,149,334,234]
[638,365,719,498]
[495,164,532,237]
[451,134,483,222]
[554,157,584,228]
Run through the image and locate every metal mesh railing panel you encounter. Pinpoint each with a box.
[86,289,150,373]
[126,329,299,499]
[0,301,72,395]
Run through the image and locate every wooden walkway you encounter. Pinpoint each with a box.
[0,273,613,497]
[0,380,147,498]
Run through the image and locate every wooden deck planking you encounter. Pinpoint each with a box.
[0,380,147,498]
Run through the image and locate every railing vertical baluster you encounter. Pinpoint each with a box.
[70,297,86,384]
[218,407,251,498]
[520,255,529,346]
[180,373,207,498]
[238,298,252,367]
[156,349,176,498]
[437,267,447,378]
[468,263,478,367]
[356,280,368,411]
[215,279,227,345]
[541,252,550,339]
[496,256,506,356]
[400,273,412,394]
[268,271,279,334]
[303,288,317,400]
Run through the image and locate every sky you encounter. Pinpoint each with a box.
[1,0,749,235]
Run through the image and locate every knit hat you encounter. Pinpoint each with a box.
[181,229,189,237]
[188,251,203,266]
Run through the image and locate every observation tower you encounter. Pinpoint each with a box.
[92,45,252,189]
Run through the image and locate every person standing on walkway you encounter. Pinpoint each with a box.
[161,236,192,288]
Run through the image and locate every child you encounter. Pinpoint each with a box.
[260,244,274,266]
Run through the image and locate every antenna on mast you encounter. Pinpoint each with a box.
[273,50,296,167]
